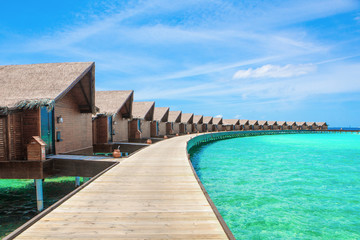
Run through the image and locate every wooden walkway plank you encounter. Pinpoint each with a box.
[14,135,230,239]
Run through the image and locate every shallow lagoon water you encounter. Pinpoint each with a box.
[0,177,83,239]
[190,133,360,239]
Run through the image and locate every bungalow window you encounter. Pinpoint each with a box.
[171,122,174,130]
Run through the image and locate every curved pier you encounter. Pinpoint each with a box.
[11,134,231,240]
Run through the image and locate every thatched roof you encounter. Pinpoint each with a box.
[239,119,249,125]
[153,107,169,122]
[267,121,277,126]
[132,101,155,121]
[277,121,286,126]
[168,111,182,123]
[306,122,316,126]
[0,62,95,113]
[223,119,239,125]
[95,90,133,117]
[203,116,213,124]
[248,120,258,125]
[193,115,203,124]
[258,120,268,126]
[286,121,295,126]
[213,117,223,125]
[181,113,194,124]
[295,121,306,126]
[315,122,327,126]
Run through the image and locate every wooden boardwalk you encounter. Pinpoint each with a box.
[14,135,230,239]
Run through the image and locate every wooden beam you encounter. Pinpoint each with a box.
[79,80,91,112]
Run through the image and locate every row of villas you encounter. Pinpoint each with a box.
[0,62,328,164]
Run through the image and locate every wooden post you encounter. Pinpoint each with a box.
[35,179,44,211]
[75,176,81,187]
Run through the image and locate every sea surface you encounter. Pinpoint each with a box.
[0,177,83,239]
[190,133,360,239]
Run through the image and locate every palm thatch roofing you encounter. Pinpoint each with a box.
[267,121,277,126]
[153,107,170,122]
[95,90,133,118]
[248,120,258,125]
[316,122,327,126]
[306,121,316,126]
[258,120,268,126]
[295,121,306,126]
[0,62,95,114]
[277,121,286,126]
[181,113,194,124]
[223,119,240,125]
[168,111,182,123]
[132,101,155,121]
[286,121,296,126]
[203,116,213,124]
[212,117,223,125]
[239,119,249,125]
[193,115,203,124]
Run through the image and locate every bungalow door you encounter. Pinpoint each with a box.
[41,107,55,155]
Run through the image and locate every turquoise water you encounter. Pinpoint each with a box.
[190,133,360,239]
[0,177,84,239]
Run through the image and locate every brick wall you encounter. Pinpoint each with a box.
[54,91,93,154]
[93,116,108,144]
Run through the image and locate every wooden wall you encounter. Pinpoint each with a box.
[141,120,151,139]
[0,117,7,161]
[93,116,108,144]
[150,121,157,137]
[54,90,93,154]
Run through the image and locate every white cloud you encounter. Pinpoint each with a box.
[215,115,223,118]
[233,64,316,79]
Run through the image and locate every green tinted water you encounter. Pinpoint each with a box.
[0,177,84,239]
[190,133,360,239]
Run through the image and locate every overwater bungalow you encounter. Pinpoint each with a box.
[223,119,240,131]
[93,90,133,146]
[129,102,155,140]
[212,117,223,131]
[258,120,269,130]
[181,113,194,134]
[248,120,259,130]
[277,121,287,130]
[152,107,170,137]
[193,115,204,133]
[239,119,250,130]
[168,111,182,135]
[315,122,328,130]
[295,121,307,130]
[267,121,278,130]
[0,62,96,178]
[286,121,297,130]
[203,116,213,132]
[306,122,316,130]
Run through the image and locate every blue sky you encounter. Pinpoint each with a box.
[1,0,360,127]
